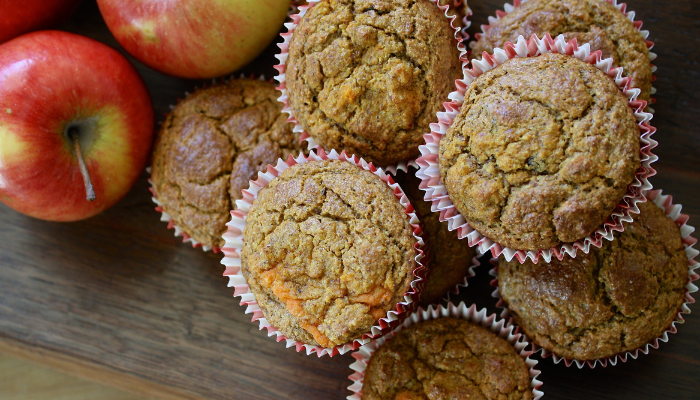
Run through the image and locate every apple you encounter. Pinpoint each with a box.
[96,0,291,79]
[0,0,83,44]
[0,30,154,221]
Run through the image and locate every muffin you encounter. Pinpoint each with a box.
[497,201,688,361]
[362,318,533,399]
[439,52,640,250]
[471,0,653,101]
[393,169,477,306]
[150,79,304,249]
[285,0,462,166]
[242,159,419,348]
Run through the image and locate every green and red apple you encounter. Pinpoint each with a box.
[0,30,154,221]
[0,0,83,44]
[96,0,291,79]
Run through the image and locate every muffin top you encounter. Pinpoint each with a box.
[498,201,688,361]
[286,0,462,166]
[242,159,418,348]
[393,169,476,306]
[151,79,303,248]
[471,0,652,101]
[439,53,640,250]
[362,318,533,400]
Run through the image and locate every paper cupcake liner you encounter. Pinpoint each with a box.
[488,189,698,368]
[147,75,276,253]
[440,0,473,40]
[347,302,544,400]
[472,0,657,109]
[220,148,429,357]
[416,33,657,264]
[274,0,470,164]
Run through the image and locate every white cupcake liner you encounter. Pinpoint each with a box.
[347,302,544,400]
[220,148,429,357]
[488,189,698,368]
[472,0,657,110]
[274,0,470,164]
[416,33,657,264]
[148,75,277,254]
[440,0,473,40]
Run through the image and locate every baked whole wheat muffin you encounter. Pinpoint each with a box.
[393,170,476,306]
[439,53,640,250]
[471,0,653,101]
[286,0,462,166]
[497,201,688,361]
[150,79,304,249]
[362,318,533,399]
[242,159,418,348]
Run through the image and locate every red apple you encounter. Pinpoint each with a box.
[0,0,83,44]
[96,0,291,79]
[0,30,154,221]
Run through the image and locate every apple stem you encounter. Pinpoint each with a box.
[70,130,96,202]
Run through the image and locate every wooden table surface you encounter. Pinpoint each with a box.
[1,1,699,399]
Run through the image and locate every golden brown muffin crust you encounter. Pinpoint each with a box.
[299,0,471,30]
[439,53,640,250]
[471,0,652,101]
[393,170,477,306]
[151,79,304,248]
[286,0,462,166]
[498,201,688,361]
[242,160,418,348]
[362,318,533,400]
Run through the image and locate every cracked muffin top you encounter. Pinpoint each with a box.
[471,0,652,101]
[286,0,462,166]
[362,318,533,400]
[497,201,688,361]
[242,159,418,348]
[439,53,640,250]
[150,79,304,249]
[393,169,476,306]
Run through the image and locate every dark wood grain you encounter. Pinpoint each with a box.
[0,1,698,399]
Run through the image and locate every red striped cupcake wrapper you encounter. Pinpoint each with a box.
[416,33,657,264]
[347,302,544,400]
[472,0,657,110]
[274,0,470,170]
[488,189,698,368]
[220,148,429,357]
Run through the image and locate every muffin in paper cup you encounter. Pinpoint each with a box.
[471,0,656,109]
[388,165,481,306]
[220,148,429,357]
[274,0,469,168]
[149,178,218,253]
[488,189,698,368]
[148,74,306,253]
[416,33,657,264]
[347,302,544,400]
